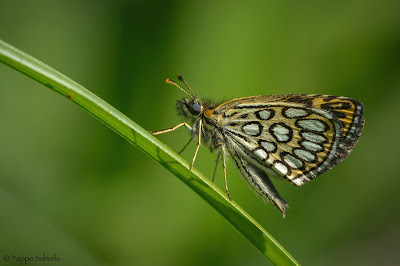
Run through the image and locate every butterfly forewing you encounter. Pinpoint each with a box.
[213,94,364,186]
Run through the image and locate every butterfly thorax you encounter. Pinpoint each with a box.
[176,97,224,152]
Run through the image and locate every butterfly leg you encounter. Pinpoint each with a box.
[221,145,232,201]
[212,151,221,182]
[150,122,192,135]
[178,138,192,155]
[190,119,202,169]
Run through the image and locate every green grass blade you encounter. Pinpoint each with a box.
[0,39,300,266]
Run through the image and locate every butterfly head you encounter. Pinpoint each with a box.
[176,97,203,120]
[166,75,205,121]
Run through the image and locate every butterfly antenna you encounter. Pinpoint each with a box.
[166,78,194,100]
[177,74,196,98]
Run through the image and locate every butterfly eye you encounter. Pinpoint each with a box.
[189,103,202,115]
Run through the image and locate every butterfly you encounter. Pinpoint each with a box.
[151,75,364,217]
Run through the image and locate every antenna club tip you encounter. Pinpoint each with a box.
[177,74,183,80]
[165,78,171,83]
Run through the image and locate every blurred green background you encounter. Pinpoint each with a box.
[1,0,399,265]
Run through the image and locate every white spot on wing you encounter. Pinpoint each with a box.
[301,132,326,143]
[258,110,272,120]
[242,123,261,136]
[254,149,268,160]
[260,141,276,152]
[271,124,290,142]
[284,108,308,118]
[298,119,327,132]
[274,162,289,175]
[302,141,323,152]
[293,175,310,186]
[284,154,304,169]
[294,149,316,162]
